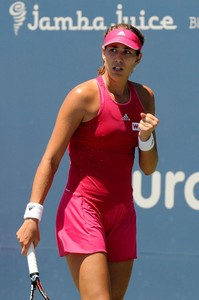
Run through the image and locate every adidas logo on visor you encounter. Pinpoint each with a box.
[117,30,126,36]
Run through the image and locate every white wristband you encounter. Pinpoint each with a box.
[138,133,155,151]
[24,203,44,222]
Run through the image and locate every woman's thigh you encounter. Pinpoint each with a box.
[66,252,111,300]
[108,259,134,300]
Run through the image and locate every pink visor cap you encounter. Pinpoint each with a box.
[103,28,142,51]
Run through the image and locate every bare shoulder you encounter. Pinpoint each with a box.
[68,79,99,104]
[61,78,100,122]
[132,82,155,114]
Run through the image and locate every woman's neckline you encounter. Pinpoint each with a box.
[102,75,131,105]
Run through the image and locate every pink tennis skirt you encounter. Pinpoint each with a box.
[56,189,137,262]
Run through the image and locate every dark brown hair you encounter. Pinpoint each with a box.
[98,23,144,76]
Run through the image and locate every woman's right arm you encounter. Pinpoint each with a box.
[16,86,87,255]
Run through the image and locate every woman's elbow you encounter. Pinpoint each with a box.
[139,159,158,175]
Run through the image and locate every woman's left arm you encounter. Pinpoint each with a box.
[137,85,159,175]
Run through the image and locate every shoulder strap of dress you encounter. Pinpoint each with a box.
[128,81,144,111]
[95,76,105,115]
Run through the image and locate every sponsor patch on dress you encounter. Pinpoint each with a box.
[132,122,139,131]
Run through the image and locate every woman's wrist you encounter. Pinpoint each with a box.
[138,133,155,151]
[24,203,44,222]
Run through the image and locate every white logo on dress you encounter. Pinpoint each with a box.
[9,2,27,36]
[121,114,130,121]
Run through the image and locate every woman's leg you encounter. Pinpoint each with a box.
[108,259,134,300]
[66,252,111,300]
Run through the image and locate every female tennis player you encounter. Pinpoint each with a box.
[17,23,159,300]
